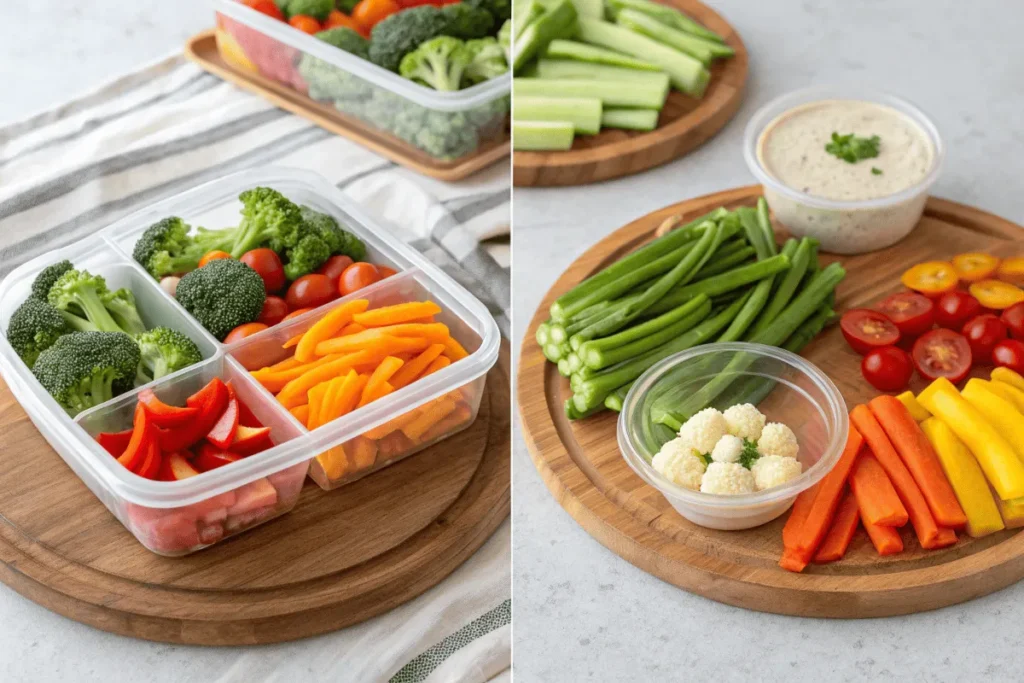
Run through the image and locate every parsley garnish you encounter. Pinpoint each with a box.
[739,439,760,470]
[699,452,712,468]
[871,167,883,175]
[825,132,881,164]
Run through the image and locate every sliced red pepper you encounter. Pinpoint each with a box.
[162,378,230,452]
[97,429,134,457]
[166,451,202,480]
[157,453,182,481]
[194,442,244,472]
[117,404,155,472]
[207,397,240,449]
[135,440,163,480]
[224,381,263,427]
[231,424,273,455]
[138,389,199,428]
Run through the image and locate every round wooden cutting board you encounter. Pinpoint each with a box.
[512,0,748,187]
[0,343,509,645]
[518,186,1024,618]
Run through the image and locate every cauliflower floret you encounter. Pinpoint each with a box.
[678,407,729,456]
[700,462,755,495]
[723,403,767,441]
[758,422,800,460]
[710,434,744,464]
[751,455,803,491]
[652,437,705,491]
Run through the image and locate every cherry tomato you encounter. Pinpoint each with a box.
[324,9,362,30]
[289,14,322,34]
[339,262,382,296]
[352,0,401,31]
[996,257,1024,287]
[1001,302,1024,340]
[874,292,934,338]
[283,307,313,321]
[240,248,286,293]
[316,255,354,283]
[199,250,232,268]
[934,290,982,330]
[912,329,973,384]
[861,346,914,392]
[840,309,901,355]
[257,296,289,327]
[377,265,398,278]
[242,0,285,20]
[286,274,336,310]
[993,339,1024,373]
[901,261,959,298]
[952,252,1000,283]
[969,279,1024,310]
[224,322,269,344]
[961,314,1008,365]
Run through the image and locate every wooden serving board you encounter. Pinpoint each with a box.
[0,343,509,644]
[185,31,509,183]
[512,0,748,187]
[518,186,1024,618]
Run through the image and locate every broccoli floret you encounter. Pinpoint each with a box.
[7,298,74,368]
[33,331,141,416]
[400,37,472,91]
[464,0,511,24]
[285,0,333,20]
[315,27,369,58]
[228,187,305,258]
[300,206,367,261]
[176,259,267,341]
[102,287,147,336]
[369,6,451,72]
[440,4,495,40]
[47,269,125,334]
[463,37,508,85]
[298,29,373,103]
[283,234,332,282]
[132,216,232,280]
[134,326,203,385]
[31,260,73,301]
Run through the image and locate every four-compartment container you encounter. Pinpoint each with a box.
[0,167,500,555]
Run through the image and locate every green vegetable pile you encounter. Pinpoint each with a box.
[535,199,846,433]
[5,260,205,416]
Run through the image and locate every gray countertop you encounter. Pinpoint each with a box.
[512,1,1024,681]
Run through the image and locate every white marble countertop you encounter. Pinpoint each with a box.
[512,1,1024,681]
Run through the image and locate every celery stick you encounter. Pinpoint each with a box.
[513,0,545,39]
[544,39,662,71]
[571,0,603,19]
[514,77,668,109]
[557,358,573,376]
[605,0,725,43]
[535,59,671,89]
[601,108,659,131]
[513,120,575,150]
[614,9,734,65]
[514,96,603,135]
[513,0,578,72]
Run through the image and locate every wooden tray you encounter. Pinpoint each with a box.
[185,30,509,183]
[0,343,509,644]
[512,0,748,188]
[518,186,1024,618]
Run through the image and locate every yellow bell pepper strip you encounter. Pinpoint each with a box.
[992,366,1024,392]
[917,377,1024,500]
[920,417,1004,538]
[961,379,1024,462]
[896,390,931,421]
[983,379,1024,415]
[993,488,1024,529]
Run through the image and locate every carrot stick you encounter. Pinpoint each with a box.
[923,526,958,549]
[421,355,451,378]
[317,446,349,480]
[276,350,378,408]
[850,404,941,548]
[782,482,821,551]
[289,404,309,424]
[419,403,473,443]
[268,356,302,372]
[307,381,330,430]
[314,324,450,355]
[403,396,460,443]
[352,301,442,327]
[442,335,469,361]
[327,371,365,421]
[814,490,860,563]
[869,395,967,529]
[350,436,378,470]
[319,375,346,426]
[339,322,366,336]
[376,431,413,461]
[849,451,909,527]
[359,357,404,407]
[252,354,344,393]
[389,344,446,389]
[283,334,302,349]
[295,299,371,363]
[860,505,904,556]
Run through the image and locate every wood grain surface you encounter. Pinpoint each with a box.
[517,185,1024,617]
[185,31,510,183]
[512,0,748,187]
[0,342,510,644]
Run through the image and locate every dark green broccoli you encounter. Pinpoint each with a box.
[175,259,267,341]
[369,6,450,72]
[283,234,331,282]
[134,327,203,385]
[30,260,73,301]
[463,37,508,85]
[464,0,511,24]
[315,27,369,59]
[298,29,374,103]
[7,298,74,368]
[47,269,125,334]
[132,216,232,280]
[300,206,367,261]
[285,0,333,20]
[33,331,141,416]
[440,4,495,40]
[336,0,359,12]
[400,37,472,91]
[228,187,305,258]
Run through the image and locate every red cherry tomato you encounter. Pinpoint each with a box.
[840,309,901,355]
[283,307,313,321]
[1000,302,1024,339]
[257,296,289,327]
[993,340,1024,373]
[874,292,934,338]
[934,290,982,330]
[377,265,398,278]
[199,250,232,268]
[288,14,322,34]
[240,248,286,294]
[224,322,268,344]
[242,0,285,20]
[912,329,973,384]
[339,262,382,296]
[316,255,355,283]
[286,274,336,310]
[961,314,1008,365]
[861,346,914,392]
[352,0,401,31]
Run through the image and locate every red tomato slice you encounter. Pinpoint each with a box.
[840,309,901,355]
[935,290,982,330]
[861,346,914,392]
[912,329,973,384]
[901,261,959,298]
[993,339,1024,374]
[874,292,934,338]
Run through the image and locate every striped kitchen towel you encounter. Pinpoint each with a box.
[0,54,509,683]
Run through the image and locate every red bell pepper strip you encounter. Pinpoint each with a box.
[207,398,240,449]
[138,389,199,428]
[231,425,273,455]
[97,429,133,457]
[135,440,163,480]
[194,442,244,472]
[227,381,263,427]
[161,378,230,452]
[118,404,155,472]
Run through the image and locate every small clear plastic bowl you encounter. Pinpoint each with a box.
[618,342,848,530]
[743,86,944,255]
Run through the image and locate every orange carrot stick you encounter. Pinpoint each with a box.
[813,490,860,563]
[442,335,469,361]
[350,436,379,470]
[333,372,368,418]
[289,404,309,424]
[850,404,941,548]
[268,356,302,372]
[782,482,821,551]
[307,381,330,430]
[402,396,460,441]
[849,451,909,527]
[295,299,371,363]
[313,324,450,355]
[283,334,302,349]
[339,322,366,336]
[276,350,377,408]
[860,506,904,556]
[923,526,958,549]
[869,395,967,529]
[389,344,446,389]
[352,301,442,327]
[319,375,346,426]
[419,403,474,443]
[358,357,404,407]
[420,355,451,378]
[252,354,344,393]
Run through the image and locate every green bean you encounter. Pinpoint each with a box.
[749,237,812,338]
[644,254,790,316]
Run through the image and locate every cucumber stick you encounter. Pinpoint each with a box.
[615,9,734,65]
[514,77,668,109]
[535,59,671,89]
[513,120,574,151]
[513,0,545,39]
[544,39,662,71]
[602,108,659,131]
[514,96,603,134]
[513,0,578,72]
[605,0,725,43]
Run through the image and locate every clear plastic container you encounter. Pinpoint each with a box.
[744,86,944,255]
[213,0,511,162]
[618,342,848,530]
[0,167,500,554]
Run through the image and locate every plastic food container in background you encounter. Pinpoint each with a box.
[618,343,848,530]
[744,86,944,255]
[213,0,511,162]
[0,167,499,555]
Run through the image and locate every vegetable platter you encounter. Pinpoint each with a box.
[512,0,747,187]
[517,184,1024,617]
[0,167,509,643]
